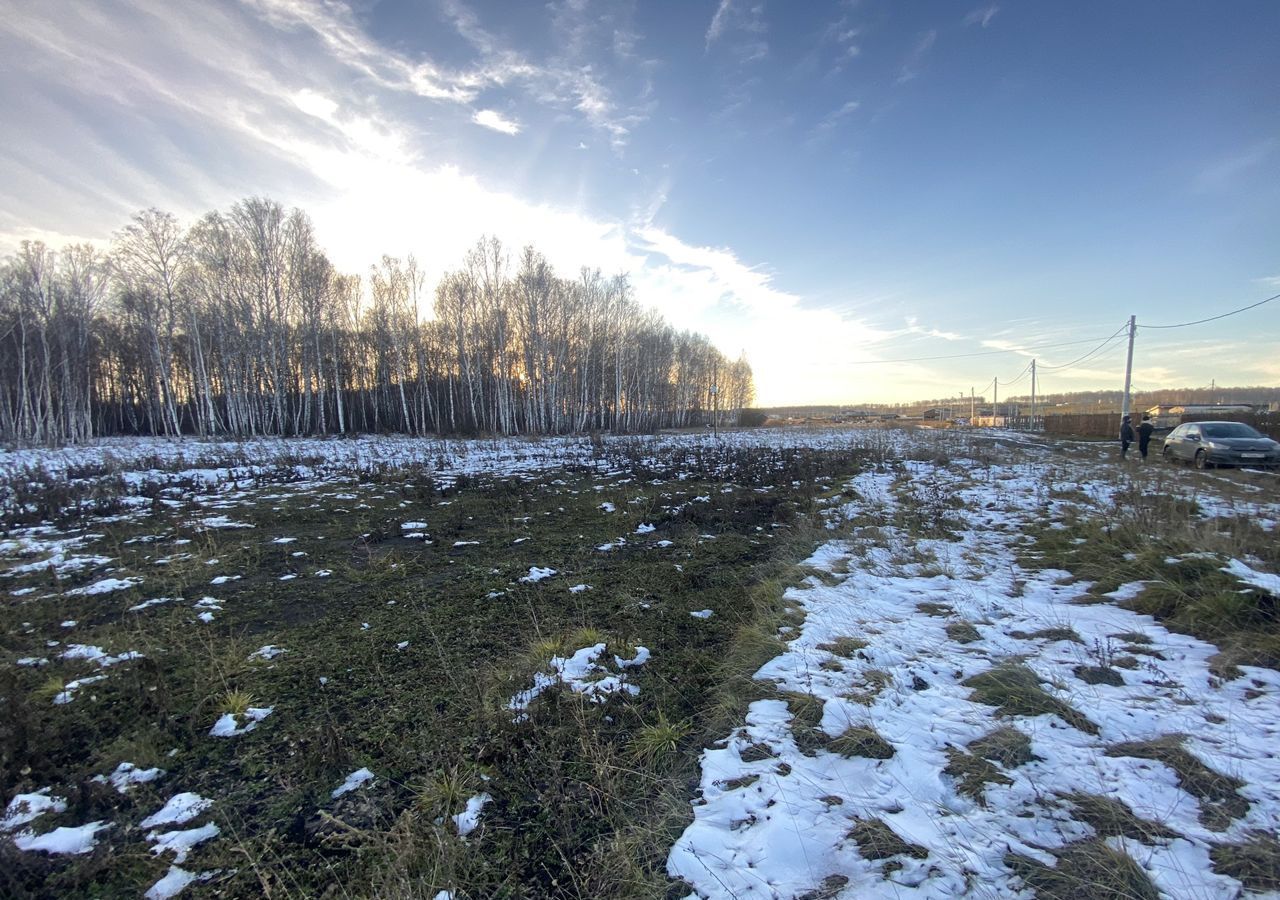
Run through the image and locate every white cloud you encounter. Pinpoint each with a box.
[814,99,860,133]
[897,29,937,84]
[704,0,768,62]
[705,0,734,48]
[964,5,999,28]
[1195,139,1279,190]
[472,109,521,135]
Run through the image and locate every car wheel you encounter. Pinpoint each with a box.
[1162,446,1173,463]
[1194,449,1210,470]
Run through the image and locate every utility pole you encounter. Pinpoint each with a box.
[1030,359,1037,430]
[970,387,975,423]
[1121,315,1136,419]
[993,377,998,425]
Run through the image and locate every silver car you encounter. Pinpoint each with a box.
[1161,421,1280,469]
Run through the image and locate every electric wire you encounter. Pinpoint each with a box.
[1142,292,1279,329]
[846,333,1126,365]
[1037,322,1131,371]
[997,361,1033,387]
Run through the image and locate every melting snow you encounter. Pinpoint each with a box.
[1,789,67,832]
[148,822,220,863]
[141,793,213,829]
[101,762,164,794]
[509,643,650,713]
[13,822,108,855]
[67,576,141,595]
[1223,558,1280,595]
[209,707,273,737]
[145,865,198,900]
[332,767,375,798]
[452,793,491,836]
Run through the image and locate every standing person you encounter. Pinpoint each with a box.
[1137,414,1155,462]
[1119,415,1135,460]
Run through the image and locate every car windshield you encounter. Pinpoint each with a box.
[1201,423,1263,439]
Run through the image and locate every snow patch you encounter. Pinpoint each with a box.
[332,767,375,798]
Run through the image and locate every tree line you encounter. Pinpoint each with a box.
[0,199,754,445]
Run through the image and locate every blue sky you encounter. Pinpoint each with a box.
[1,0,1277,404]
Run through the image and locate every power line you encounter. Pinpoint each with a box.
[1037,322,1131,371]
[848,332,1125,365]
[997,361,1033,387]
[1142,292,1279,329]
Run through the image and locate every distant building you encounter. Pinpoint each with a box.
[1145,404,1255,428]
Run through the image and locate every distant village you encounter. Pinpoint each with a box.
[760,387,1280,435]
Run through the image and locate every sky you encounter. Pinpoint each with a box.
[1,0,1277,406]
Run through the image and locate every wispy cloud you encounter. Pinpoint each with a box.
[902,316,963,341]
[822,16,861,72]
[1194,138,1278,191]
[897,29,937,84]
[964,4,999,28]
[248,0,648,149]
[472,109,521,135]
[705,0,734,49]
[813,99,860,134]
[246,0,486,103]
[704,0,768,62]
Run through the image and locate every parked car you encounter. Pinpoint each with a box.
[1161,421,1280,469]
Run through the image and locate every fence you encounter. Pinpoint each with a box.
[1043,411,1280,440]
[1042,413,1120,438]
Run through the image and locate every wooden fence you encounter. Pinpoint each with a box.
[1043,411,1280,440]
[1043,413,1121,438]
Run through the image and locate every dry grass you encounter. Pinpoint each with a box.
[847,817,928,862]
[828,726,895,760]
[1073,664,1125,686]
[1210,832,1280,891]
[915,601,953,617]
[1006,839,1160,900]
[1106,735,1249,831]
[816,636,867,657]
[963,661,1098,734]
[969,726,1037,768]
[1010,626,1083,644]
[1059,791,1178,841]
[943,747,1011,804]
[946,622,981,643]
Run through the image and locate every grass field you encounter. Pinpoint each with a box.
[2,427,1278,899]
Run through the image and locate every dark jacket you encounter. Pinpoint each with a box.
[1137,421,1154,445]
[1120,421,1135,441]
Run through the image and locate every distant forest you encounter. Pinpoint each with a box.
[768,385,1280,420]
[0,199,753,445]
